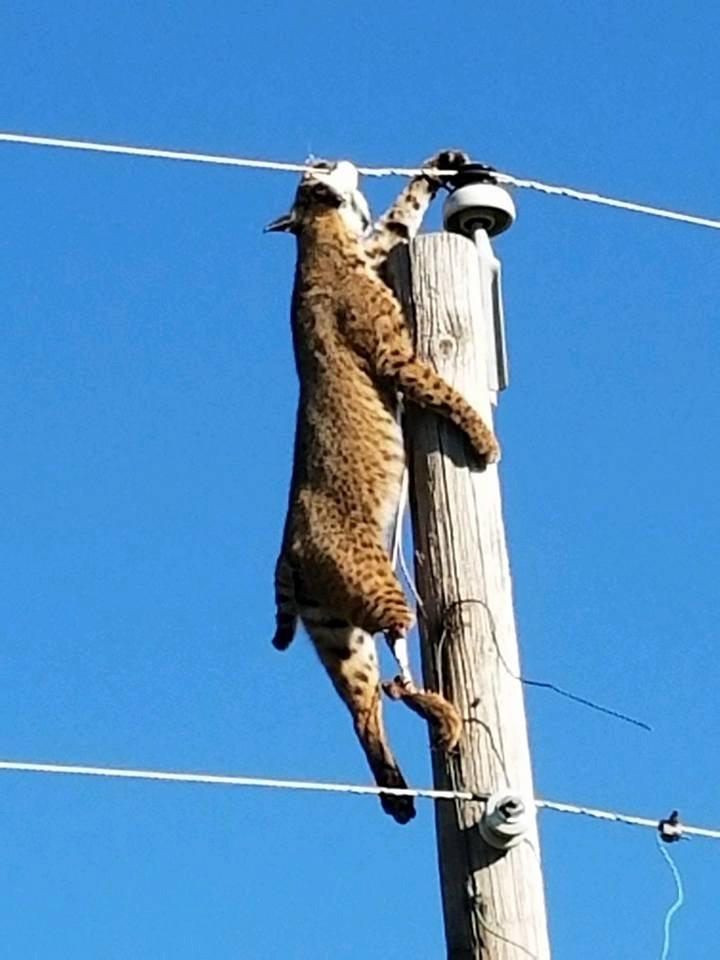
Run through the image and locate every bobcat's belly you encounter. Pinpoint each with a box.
[301,368,403,512]
[369,411,405,537]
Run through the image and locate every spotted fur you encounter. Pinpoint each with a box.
[268,152,499,823]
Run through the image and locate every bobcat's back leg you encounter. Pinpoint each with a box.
[305,526,414,639]
[310,623,415,824]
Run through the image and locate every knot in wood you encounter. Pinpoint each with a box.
[435,335,457,359]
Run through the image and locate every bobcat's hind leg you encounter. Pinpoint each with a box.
[304,524,415,641]
[311,623,416,824]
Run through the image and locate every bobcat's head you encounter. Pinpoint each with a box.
[265,160,371,237]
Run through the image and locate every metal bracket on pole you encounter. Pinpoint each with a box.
[443,164,516,396]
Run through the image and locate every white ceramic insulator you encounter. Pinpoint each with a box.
[478,792,531,850]
[443,183,516,238]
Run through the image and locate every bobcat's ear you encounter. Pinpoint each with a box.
[265,210,297,233]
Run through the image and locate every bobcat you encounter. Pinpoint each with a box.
[267,152,500,823]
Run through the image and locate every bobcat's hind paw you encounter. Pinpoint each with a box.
[383,680,463,752]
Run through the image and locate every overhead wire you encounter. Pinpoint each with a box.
[2,129,715,952]
[2,131,719,231]
[1,759,719,841]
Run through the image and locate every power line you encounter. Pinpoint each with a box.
[0,131,309,175]
[1,759,719,840]
[492,172,720,231]
[536,798,720,840]
[0,759,467,802]
[1,131,719,232]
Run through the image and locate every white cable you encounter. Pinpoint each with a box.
[656,835,684,960]
[494,171,720,231]
[2,131,719,231]
[390,467,406,570]
[398,531,424,611]
[0,759,471,802]
[390,466,425,611]
[0,131,427,177]
[536,798,720,840]
[2,759,720,840]
[0,132,310,174]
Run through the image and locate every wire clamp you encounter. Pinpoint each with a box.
[658,810,685,843]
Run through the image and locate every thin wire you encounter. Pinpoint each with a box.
[394,493,650,733]
[1,131,719,231]
[656,835,684,960]
[390,467,406,570]
[0,132,310,175]
[0,759,471,801]
[536,797,720,840]
[1,759,720,841]
[440,597,651,732]
[398,532,423,610]
[391,467,424,610]
[519,675,652,732]
[494,171,720,231]
[476,911,538,959]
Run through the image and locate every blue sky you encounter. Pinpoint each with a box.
[1,2,719,957]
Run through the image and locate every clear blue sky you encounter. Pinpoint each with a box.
[1,2,719,957]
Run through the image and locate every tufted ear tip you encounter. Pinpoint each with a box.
[264,211,296,233]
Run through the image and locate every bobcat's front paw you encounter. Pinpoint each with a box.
[422,149,470,186]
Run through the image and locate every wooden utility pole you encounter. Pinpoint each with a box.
[389,174,551,960]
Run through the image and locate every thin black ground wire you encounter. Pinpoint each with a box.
[439,597,652,732]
